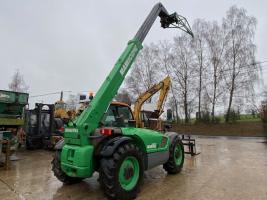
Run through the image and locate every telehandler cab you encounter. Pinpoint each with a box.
[52,2,193,199]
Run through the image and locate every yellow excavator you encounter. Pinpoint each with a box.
[133,76,171,130]
[54,91,76,123]
[133,76,199,156]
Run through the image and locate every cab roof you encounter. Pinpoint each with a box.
[111,101,130,107]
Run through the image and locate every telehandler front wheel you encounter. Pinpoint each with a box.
[99,143,144,200]
[52,150,83,184]
[163,137,184,174]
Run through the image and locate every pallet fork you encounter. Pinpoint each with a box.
[181,135,200,156]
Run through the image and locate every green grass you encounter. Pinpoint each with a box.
[237,118,261,122]
[176,114,261,124]
[238,114,260,121]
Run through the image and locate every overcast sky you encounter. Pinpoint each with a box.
[0,0,266,107]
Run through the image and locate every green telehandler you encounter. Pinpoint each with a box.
[52,2,193,199]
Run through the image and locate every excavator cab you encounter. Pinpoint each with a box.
[55,101,67,110]
[141,110,160,130]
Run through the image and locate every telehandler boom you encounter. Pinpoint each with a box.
[52,3,193,200]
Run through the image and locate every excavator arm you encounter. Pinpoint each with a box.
[133,76,171,128]
[155,76,171,117]
[65,2,193,146]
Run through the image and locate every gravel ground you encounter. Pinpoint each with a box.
[0,136,267,200]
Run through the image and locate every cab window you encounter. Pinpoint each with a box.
[117,105,133,123]
[101,104,133,127]
[102,107,116,126]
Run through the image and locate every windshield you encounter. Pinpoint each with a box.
[101,104,133,127]
[55,102,66,110]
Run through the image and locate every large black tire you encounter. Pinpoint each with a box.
[52,150,83,184]
[163,137,184,174]
[99,143,144,200]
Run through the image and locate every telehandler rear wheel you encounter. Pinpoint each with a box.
[52,150,83,184]
[99,143,144,200]
[163,137,184,174]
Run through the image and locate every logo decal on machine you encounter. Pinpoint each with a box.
[120,45,139,77]
[147,143,157,149]
[65,128,79,133]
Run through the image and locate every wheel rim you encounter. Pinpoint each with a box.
[174,144,183,166]
[119,156,140,191]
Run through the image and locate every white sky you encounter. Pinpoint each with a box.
[0,0,266,108]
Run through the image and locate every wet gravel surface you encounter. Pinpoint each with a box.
[1,136,267,200]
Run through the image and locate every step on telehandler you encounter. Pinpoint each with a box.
[52,2,193,199]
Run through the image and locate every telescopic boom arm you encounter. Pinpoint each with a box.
[68,2,193,146]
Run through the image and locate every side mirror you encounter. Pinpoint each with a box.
[128,120,136,127]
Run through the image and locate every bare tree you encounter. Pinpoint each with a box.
[115,89,133,105]
[204,21,226,122]
[123,5,260,123]
[191,19,209,120]
[171,34,195,123]
[8,69,29,92]
[157,40,180,123]
[125,44,160,100]
[222,6,258,122]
